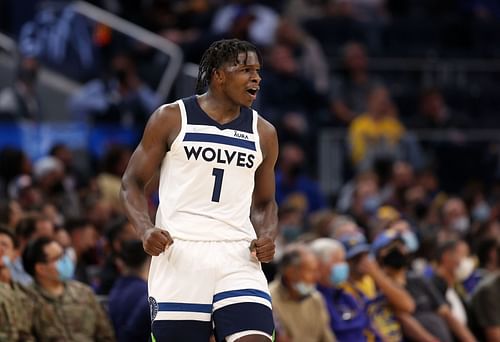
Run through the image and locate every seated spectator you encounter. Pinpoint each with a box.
[12,213,55,286]
[430,240,470,326]
[270,243,336,342]
[470,239,500,342]
[305,210,337,241]
[257,43,326,124]
[341,233,414,341]
[439,197,470,242]
[346,173,382,232]
[108,240,150,342]
[0,199,23,232]
[22,237,115,341]
[330,216,363,240]
[0,56,41,121]
[275,142,327,214]
[476,237,499,275]
[98,216,139,295]
[409,88,469,130]
[348,86,405,168]
[65,218,99,287]
[329,42,382,125]
[275,19,330,94]
[96,145,132,212]
[454,239,482,296]
[69,51,160,129]
[0,147,32,198]
[0,226,35,341]
[310,238,371,341]
[33,156,80,218]
[373,230,477,342]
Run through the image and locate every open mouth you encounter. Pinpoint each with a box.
[246,88,258,97]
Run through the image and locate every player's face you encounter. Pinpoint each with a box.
[221,51,261,108]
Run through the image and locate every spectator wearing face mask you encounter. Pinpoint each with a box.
[65,218,99,287]
[270,243,336,342]
[22,237,115,342]
[430,240,470,327]
[454,240,481,297]
[340,233,415,342]
[310,238,372,341]
[440,197,470,242]
[373,230,477,342]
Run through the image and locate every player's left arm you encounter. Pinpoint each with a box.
[250,116,279,263]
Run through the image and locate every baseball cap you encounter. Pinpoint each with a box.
[340,233,371,259]
[371,229,405,256]
[376,206,401,223]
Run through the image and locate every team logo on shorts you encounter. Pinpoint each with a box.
[149,296,158,320]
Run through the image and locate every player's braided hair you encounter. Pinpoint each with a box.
[195,39,262,94]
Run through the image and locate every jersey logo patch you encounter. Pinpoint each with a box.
[149,296,158,320]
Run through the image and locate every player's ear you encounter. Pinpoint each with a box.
[213,68,225,85]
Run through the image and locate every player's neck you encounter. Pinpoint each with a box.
[198,91,240,124]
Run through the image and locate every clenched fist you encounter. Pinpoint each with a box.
[142,227,173,256]
[250,237,275,263]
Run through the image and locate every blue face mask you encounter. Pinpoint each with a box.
[330,262,349,285]
[56,252,75,281]
[472,202,490,223]
[282,225,302,243]
[1,255,12,268]
[293,281,316,297]
[402,231,419,253]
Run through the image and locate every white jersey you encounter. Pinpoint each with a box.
[155,95,263,241]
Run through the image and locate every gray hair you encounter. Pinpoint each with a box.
[309,238,345,263]
[278,243,310,273]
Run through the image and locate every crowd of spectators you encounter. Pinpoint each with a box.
[0,0,500,341]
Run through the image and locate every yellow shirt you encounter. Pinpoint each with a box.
[348,113,405,164]
[342,276,403,342]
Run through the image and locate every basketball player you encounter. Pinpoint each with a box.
[121,39,278,342]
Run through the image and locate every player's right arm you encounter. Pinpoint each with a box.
[120,103,180,256]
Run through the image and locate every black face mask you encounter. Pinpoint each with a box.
[381,248,409,269]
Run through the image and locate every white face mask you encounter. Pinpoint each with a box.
[452,216,470,234]
[1,255,12,268]
[455,257,475,281]
[293,281,316,297]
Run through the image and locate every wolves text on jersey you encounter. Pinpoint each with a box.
[184,145,255,168]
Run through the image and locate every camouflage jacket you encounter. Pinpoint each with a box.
[0,281,36,342]
[31,280,116,342]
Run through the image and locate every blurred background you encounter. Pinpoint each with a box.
[1,1,500,341]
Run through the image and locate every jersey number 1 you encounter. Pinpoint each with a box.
[211,168,224,202]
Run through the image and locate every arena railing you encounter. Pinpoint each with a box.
[70,1,183,101]
[0,32,16,54]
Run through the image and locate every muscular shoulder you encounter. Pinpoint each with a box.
[143,102,182,148]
